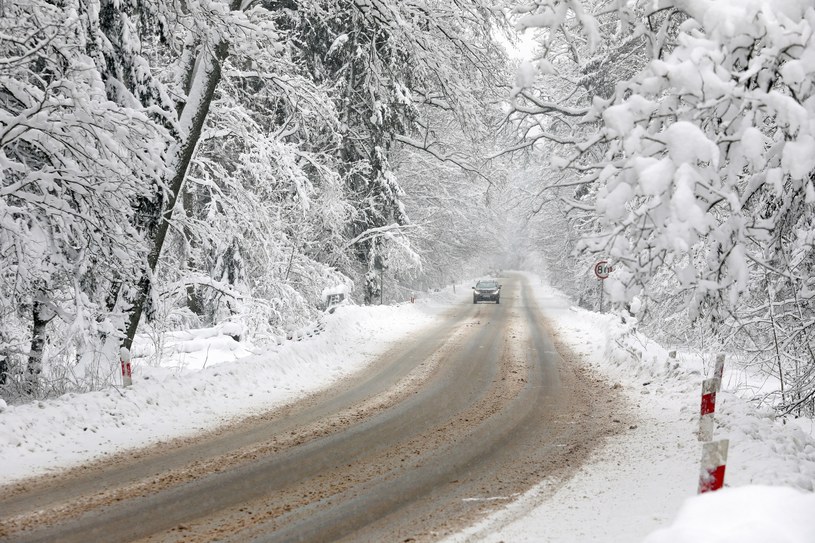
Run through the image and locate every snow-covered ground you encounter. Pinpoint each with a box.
[1,274,814,541]
[0,295,452,485]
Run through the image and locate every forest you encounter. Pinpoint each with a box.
[2,0,814,418]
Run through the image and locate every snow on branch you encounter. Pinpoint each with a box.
[394,134,494,185]
[343,223,419,250]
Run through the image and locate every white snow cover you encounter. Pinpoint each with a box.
[1,275,814,542]
[644,486,815,543]
[320,283,350,300]
[0,299,446,484]
[512,60,537,97]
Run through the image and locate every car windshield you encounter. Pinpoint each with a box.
[476,281,497,289]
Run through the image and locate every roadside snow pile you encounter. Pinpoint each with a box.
[551,295,815,490]
[602,310,698,384]
[0,301,443,486]
[556,300,815,540]
[131,322,253,372]
[719,397,815,491]
[644,486,815,543]
[453,272,815,543]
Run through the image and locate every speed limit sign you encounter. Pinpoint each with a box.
[594,260,613,280]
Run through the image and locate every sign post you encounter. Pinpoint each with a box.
[593,260,613,313]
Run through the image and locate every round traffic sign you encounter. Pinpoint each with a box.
[594,260,613,280]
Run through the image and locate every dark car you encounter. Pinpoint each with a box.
[473,280,501,304]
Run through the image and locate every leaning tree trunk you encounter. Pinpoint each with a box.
[120,15,239,351]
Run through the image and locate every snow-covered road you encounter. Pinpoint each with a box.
[2,274,620,541]
[1,272,814,542]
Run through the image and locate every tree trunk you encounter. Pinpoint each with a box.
[120,29,236,351]
[766,279,785,406]
[0,355,7,386]
[25,297,51,395]
[182,186,206,317]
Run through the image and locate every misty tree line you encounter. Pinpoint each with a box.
[0,0,508,400]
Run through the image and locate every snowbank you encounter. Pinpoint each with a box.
[130,322,252,371]
[0,299,447,485]
[644,486,815,543]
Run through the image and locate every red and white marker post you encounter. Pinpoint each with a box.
[714,353,725,382]
[698,439,729,493]
[698,354,726,441]
[696,354,728,493]
[120,347,133,387]
[698,377,719,442]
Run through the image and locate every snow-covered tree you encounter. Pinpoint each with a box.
[512,0,815,414]
[0,1,167,395]
[277,0,507,302]
[1,0,515,405]
[164,9,353,336]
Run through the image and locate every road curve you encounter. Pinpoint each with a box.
[0,273,625,543]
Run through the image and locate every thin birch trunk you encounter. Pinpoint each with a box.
[766,278,786,406]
